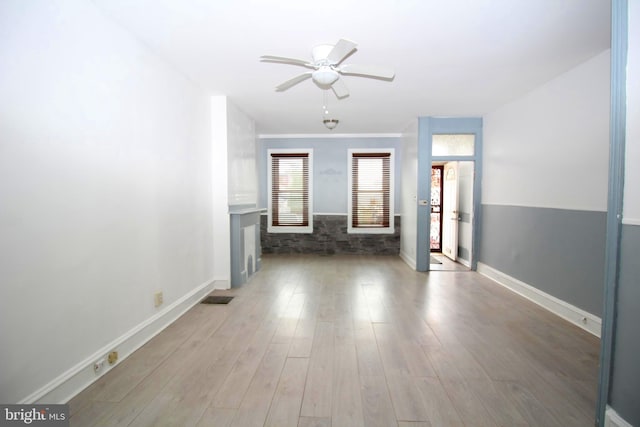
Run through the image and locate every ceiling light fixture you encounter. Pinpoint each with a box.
[321,91,338,130]
[312,66,339,86]
[323,119,339,130]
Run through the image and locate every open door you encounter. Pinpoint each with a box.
[442,161,459,261]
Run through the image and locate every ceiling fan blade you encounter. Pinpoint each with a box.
[275,72,313,91]
[327,39,358,64]
[260,55,314,68]
[331,78,349,99]
[339,64,395,80]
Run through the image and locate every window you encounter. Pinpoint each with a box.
[432,134,475,156]
[268,149,313,233]
[348,149,394,234]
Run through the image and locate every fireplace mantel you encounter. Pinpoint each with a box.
[229,206,266,287]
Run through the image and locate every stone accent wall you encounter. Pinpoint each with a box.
[261,214,400,255]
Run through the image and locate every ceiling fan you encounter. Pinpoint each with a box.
[260,38,395,99]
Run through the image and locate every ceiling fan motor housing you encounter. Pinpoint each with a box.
[312,66,339,86]
[311,44,340,86]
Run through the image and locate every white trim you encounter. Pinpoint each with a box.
[267,149,314,234]
[622,217,640,225]
[400,250,417,270]
[258,133,402,139]
[457,257,471,268]
[260,212,403,217]
[477,263,601,337]
[213,279,230,290]
[605,406,633,427]
[19,278,216,404]
[267,226,314,234]
[312,212,346,216]
[347,148,395,234]
[481,201,607,213]
[347,227,395,234]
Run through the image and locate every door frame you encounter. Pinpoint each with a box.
[416,117,483,272]
[596,0,627,424]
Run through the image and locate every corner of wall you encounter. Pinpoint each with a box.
[605,406,634,427]
[23,278,216,404]
[477,262,601,337]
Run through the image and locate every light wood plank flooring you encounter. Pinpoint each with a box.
[429,253,470,272]
[69,255,600,426]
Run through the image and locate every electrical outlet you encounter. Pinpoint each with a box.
[93,359,105,373]
[154,291,163,307]
[108,351,118,365]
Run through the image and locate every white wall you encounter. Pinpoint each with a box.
[624,1,640,224]
[0,0,214,403]
[211,96,258,289]
[400,120,419,267]
[227,101,258,207]
[483,50,611,211]
[211,97,231,287]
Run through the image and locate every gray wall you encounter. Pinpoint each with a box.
[259,137,402,213]
[479,204,606,316]
[481,50,609,322]
[609,224,640,425]
[258,137,403,256]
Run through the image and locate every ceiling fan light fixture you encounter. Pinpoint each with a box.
[263,38,394,99]
[313,67,339,86]
[323,119,339,130]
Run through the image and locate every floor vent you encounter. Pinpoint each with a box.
[201,296,234,305]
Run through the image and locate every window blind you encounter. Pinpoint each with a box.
[271,153,309,227]
[351,152,391,228]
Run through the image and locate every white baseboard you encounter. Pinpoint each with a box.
[622,217,640,226]
[213,279,230,290]
[20,277,216,404]
[477,263,601,337]
[605,406,633,427]
[400,250,416,270]
[458,257,471,268]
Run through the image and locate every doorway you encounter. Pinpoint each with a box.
[416,117,482,272]
[430,161,474,271]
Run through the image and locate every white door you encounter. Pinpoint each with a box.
[442,161,459,261]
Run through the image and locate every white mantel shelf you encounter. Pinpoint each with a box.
[229,207,267,215]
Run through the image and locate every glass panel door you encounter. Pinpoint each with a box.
[430,166,443,251]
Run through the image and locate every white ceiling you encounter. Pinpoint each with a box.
[92,0,610,135]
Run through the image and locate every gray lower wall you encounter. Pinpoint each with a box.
[261,214,400,255]
[479,204,606,316]
[610,224,640,426]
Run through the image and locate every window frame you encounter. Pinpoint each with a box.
[347,148,395,234]
[267,148,313,234]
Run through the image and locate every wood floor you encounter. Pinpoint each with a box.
[69,255,600,426]
[429,253,470,272]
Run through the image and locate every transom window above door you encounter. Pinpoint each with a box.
[432,134,475,156]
